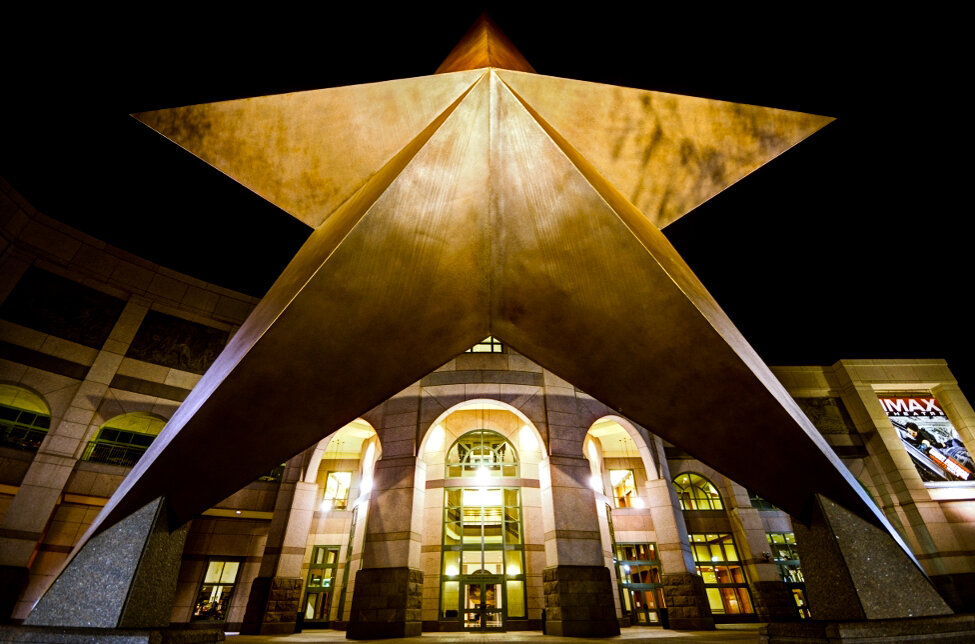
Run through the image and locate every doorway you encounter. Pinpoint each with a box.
[463,578,504,630]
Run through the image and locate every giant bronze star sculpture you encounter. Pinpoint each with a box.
[74,18,912,563]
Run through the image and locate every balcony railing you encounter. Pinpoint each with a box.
[81,441,147,467]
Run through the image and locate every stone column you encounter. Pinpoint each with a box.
[650,438,715,630]
[347,390,424,639]
[241,458,317,635]
[726,484,799,622]
[542,452,619,637]
[0,297,148,620]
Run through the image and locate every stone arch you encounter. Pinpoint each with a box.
[420,398,545,476]
[302,418,380,511]
[416,398,549,629]
[584,415,658,509]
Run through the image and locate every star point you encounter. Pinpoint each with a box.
[98,21,906,570]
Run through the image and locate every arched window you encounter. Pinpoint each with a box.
[673,472,724,510]
[82,412,165,467]
[446,430,518,478]
[0,384,51,451]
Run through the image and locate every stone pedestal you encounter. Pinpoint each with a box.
[765,493,966,643]
[749,581,799,622]
[0,498,205,643]
[660,572,715,630]
[24,497,187,629]
[542,565,620,637]
[346,567,422,639]
[794,494,951,620]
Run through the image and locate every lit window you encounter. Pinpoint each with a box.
[766,532,808,618]
[322,471,352,510]
[82,412,165,467]
[689,533,753,615]
[192,560,240,622]
[610,469,637,508]
[673,472,724,510]
[0,385,50,452]
[465,337,504,353]
[446,430,518,479]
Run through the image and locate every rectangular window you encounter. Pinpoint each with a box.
[767,532,808,617]
[322,471,352,510]
[610,469,637,508]
[689,533,753,615]
[192,560,240,622]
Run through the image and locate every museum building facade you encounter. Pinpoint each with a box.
[1,177,973,635]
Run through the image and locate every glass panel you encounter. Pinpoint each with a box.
[305,593,318,619]
[220,561,239,584]
[444,522,461,545]
[705,587,724,613]
[503,519,521,545]
[462,550,482,575]
[482,550,503,575]
[325,549,338,565]
[323,472,351,509]
[723,541,739,562]
[504,550,523,576]
[446,489,462,508]
[442,581,460,618]
[203,561,223,584]
[504,489,519,507]
[443,551,460,577]
[610,469,636,507]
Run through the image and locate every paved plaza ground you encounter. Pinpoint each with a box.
[227,625,761,644]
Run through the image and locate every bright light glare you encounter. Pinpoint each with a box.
[475,466,492,485]
[319,499,332,512]
[426,425,444,452]
[590,475,603,492]
[631,497,646,509]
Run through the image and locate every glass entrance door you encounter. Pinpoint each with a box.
[463,579,504,630]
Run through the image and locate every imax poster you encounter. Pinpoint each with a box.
[879,396,973,482]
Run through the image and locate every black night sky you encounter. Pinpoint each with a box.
[2,7,970,396]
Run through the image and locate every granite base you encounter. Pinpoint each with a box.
[542,565,620,637]
[346,567,422,639]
